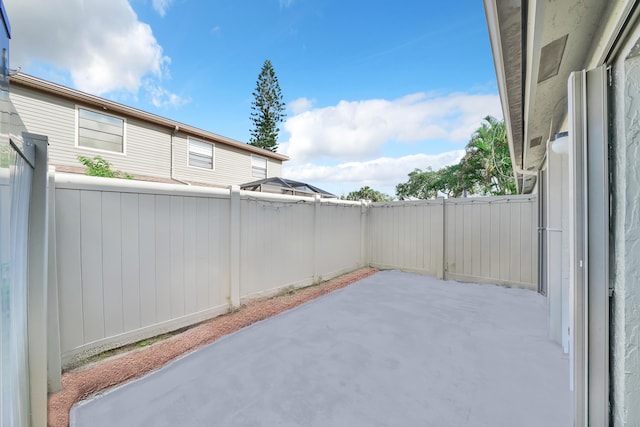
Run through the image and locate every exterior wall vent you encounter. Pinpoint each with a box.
[538,34,569,83]
[530,136,543,148]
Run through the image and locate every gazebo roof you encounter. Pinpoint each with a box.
[240,177,336,198]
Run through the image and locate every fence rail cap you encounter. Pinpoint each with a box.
[54,173,230,198]
[239,189,362,206]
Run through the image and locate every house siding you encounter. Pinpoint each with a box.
[10,83,284,186]
[10,85,172,178]
[267,157,282,178]
[172,135,282,187]
[10,85,77,165]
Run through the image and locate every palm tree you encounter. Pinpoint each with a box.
[461,116,515,195]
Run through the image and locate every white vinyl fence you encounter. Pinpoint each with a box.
[50,174,536,370]
[368,199,445,278]
[368,195,538,288]
[443,196,537,287]
[52,174,365,366]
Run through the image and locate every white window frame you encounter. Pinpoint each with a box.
[188,137,215,170]
[75,106,126,155]
[251,155,267,179]
[568,66,609,426]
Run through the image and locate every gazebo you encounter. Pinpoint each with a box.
[240,177,336,198]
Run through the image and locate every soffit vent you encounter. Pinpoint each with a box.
[538,34,569,83]
[530,136,543,148]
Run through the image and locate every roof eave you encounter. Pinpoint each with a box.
[483,0,526,193]
[10,73,289,162]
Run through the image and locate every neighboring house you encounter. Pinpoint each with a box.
[9,73,288,188]
[240,177,337,198]
[484,0,640,425]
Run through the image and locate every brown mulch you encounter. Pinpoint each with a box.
[48,267,378,427]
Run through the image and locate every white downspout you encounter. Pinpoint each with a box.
[170,125,191,186]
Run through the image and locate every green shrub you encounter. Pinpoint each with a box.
[77,155,132,179]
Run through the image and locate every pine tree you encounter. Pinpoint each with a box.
[249,60,286,152]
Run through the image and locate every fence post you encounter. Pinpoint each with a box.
[27,133,50,426]
[46,166,62,393]
[438,197,446,280]
[313,195,321,283]
[229,185,241,308]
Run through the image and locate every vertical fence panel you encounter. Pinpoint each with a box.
[509,202,522,283]
[471,203,482,278]
[207,198,221,309]
[498,202,511,282]
[480,203,491,279]
[80,190,105,343]
[520,200,534,284]
[182,197,197,315]
[121,193,140,332]
[237,196,353,301]
[155,195,172,323]
[217,197,231,305]
[490,202,501,279]
[195,198,210,312]
[138,194,157,328]
[369,201,442,276]
[316,203,362,279]
[55,189,84,352]
[445,202,455,275]
[463,203,473,276]
[169,196,185,318]
[101,192,123,337]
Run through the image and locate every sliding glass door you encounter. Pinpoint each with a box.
[0,106,35,426]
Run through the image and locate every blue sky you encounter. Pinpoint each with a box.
[5,0,502,197]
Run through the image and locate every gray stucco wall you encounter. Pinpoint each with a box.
[611,38,640,427]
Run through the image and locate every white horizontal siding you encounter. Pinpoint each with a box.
[10,86,77,166]
[10,86,172,178]
[10,85,283,184]
[172,134,281,186]
[124,118,171,178]
[267,157,282,178]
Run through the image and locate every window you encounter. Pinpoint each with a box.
[188,138,214,169]
[251,156,267,179]
[77,108,124,153]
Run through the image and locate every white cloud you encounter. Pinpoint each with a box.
[279,0,295,8]
[144,80,191,108]
[283,92,502,162]
[288,97,315,114]
[5,0,174,97]
[283,150,465,196]
[152,0,173,16]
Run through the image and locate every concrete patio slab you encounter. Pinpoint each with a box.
[71,271,572,427]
